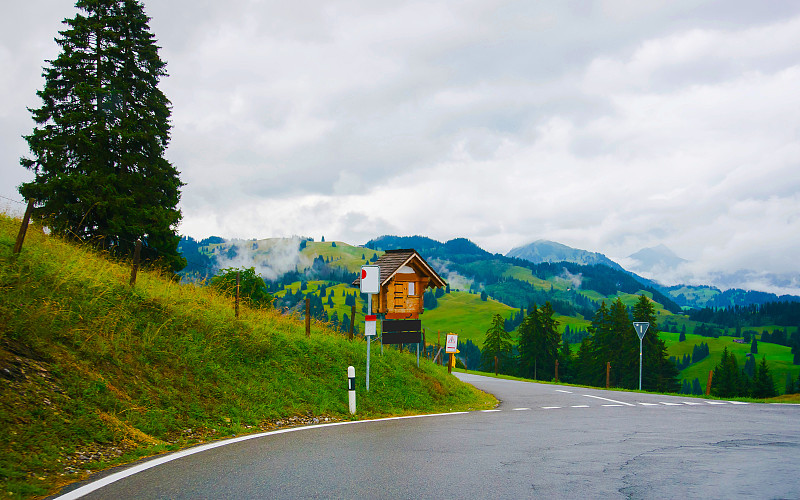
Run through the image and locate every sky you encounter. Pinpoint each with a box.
[2,1,800,293]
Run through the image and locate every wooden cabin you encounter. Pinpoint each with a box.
[353,249,446,319]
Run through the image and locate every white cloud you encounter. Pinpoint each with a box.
[3,1,800,294]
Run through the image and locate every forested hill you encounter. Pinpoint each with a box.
[364,235,682,314]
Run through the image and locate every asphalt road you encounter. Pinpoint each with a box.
[55,373,800,499]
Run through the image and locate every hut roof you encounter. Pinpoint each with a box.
[352,249,446,289]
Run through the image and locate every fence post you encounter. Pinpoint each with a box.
[349,305,356,341]
[13,200,34,255]
[555,359,559,382]
[235,271,240,318]
[305,296,311,337]
[129,239,142,286]
[606,361,611,389]
[706,370,714,396]
[494,355,498,376]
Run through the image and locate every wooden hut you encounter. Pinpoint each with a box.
[353,249,446,319]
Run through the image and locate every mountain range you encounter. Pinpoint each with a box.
[178,234,800,311]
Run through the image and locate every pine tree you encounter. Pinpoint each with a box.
[481,314,513,374]
[711,347,744,398]
[517,303,560,381]
[751,356,776,398]
[632,295,680,393]
[19,0,185,271]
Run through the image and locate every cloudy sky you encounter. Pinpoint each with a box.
[2,1,800,292]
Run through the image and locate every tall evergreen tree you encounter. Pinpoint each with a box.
[19,0,185,271]
[481,314,513,374]
[517,303,560,381]
[751,357,777,398]
[711,347,745,398]
[632,294,680,392]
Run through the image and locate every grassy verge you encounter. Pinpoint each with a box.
[0,213,495,499]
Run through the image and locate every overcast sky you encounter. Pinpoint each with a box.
[2,1,800,292]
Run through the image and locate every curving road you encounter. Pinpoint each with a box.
[55,373,800,499]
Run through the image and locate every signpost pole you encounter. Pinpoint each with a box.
[639,337,643,391]
[633,322,650,391]
[360,265,380,393]
[366,294,371,392]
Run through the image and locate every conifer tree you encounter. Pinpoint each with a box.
[481,314,513,374]
[632,295,680,392]
[517,303,560,380]
[751,356,777,398]
[19,0,185,271]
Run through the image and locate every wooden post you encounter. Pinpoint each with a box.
[235,271,240,318]
[438,331,441,366]
[305,296,311,337]
[129,239,142,286]
[422,329,426,359]
[13,200,34,255]
[606,361,611,388]
[448,352,452,374]
[706,370,714,396]
[555,359,559,382]
[494,355,499,376]
[349,305,356,341]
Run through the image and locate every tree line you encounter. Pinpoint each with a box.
[478,295,680,392]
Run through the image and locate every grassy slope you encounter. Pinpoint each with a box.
[0,215,494,499]
[664,331,798,393]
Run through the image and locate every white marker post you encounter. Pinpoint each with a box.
[360,265,380,392]
[348,366,356,414]
[633,322,650,391]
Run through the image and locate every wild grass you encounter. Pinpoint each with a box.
[0,213,494,499]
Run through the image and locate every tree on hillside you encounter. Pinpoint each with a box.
[633,295,680,393]
[481,314,513,374]
[19,0,185,272]
[210,267,273,308]
[517,303,560,380]
[711,347,745,398]
[751,356,777,398]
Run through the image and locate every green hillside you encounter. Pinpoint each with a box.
[0,214,494,499]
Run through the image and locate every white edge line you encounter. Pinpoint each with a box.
[555,390,573,393]
[602,404,624,407]
[512,408,531,411]
[53,411,469,500]
[582,394,636,407]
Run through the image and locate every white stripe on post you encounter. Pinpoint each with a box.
[348,366,356,414]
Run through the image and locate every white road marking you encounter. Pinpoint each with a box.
[728,401,750,405]
[659,402,682,406]
[681,402,704,405]
[638,402,659,406]
[582,394,636,407]
[542,406,562,409]
[512,408,530,411]
[602,404,624,407]
[482,409,502,412]
[555,390,573,393]
[571,405,590,408]
[52,411,470,500]
[705,401,727,405]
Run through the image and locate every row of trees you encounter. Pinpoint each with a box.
[479,295,680,392]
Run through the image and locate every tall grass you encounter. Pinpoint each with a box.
[0,213,494,499]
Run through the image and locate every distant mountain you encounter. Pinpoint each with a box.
[628,244,687,273]
[506,240,624,271]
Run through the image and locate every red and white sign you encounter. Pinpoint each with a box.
[445,333,458,353]
[360,265,380,294]
[365,315,377,337]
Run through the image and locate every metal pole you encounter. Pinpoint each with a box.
[639,337,643,391]
[366,294,371,392]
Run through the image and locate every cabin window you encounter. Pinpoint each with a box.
[408,282,415,296]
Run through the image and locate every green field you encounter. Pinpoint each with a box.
[663,331,798,394]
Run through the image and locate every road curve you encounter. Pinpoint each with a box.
[54,373,800,499]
